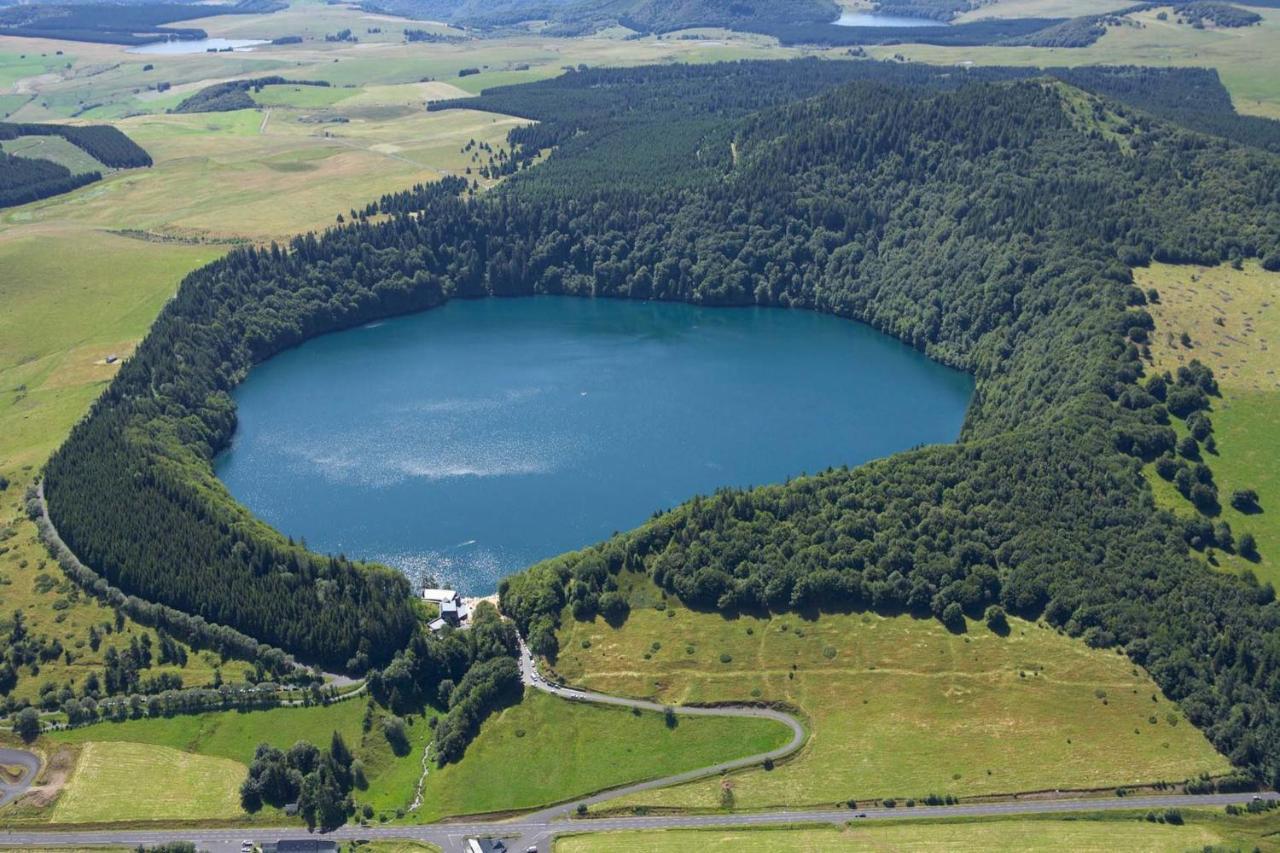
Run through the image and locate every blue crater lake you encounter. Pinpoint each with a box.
[215,297,973,594]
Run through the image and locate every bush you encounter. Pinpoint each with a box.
[984,604,1009,634]
[383,715,411,756]
[941,602,965,632]
[1231,489,1260,513]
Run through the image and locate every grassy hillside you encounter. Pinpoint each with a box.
[27,688,789,824]
[0,136,103,175]
[1139,261,1280,585]
[547,584,1229,812]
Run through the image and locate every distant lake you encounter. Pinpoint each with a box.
[834,11,947,26]
[216,297,973,594]
[127,38,269,55]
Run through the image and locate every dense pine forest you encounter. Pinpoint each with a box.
[41,59,1280,783]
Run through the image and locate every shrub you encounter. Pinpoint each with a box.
[1231,489,1260,513]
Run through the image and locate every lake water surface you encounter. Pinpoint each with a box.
[127,38,268,55]
[216,298,973,594]
[834,12,947,26]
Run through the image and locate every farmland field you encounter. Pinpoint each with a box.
[549,585,1229,812]
[50,741,244,823]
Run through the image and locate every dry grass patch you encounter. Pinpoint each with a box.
[551,596,1228,812]
[1140,260,1280,393]
[50,741,244,823]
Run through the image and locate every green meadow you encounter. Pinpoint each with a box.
[549,585,1228,813]
[411,690,790,822]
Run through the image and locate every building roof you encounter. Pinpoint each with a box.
[422,588,459,601]
[441,599,459,613]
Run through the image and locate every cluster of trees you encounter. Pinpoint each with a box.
[174,77,329,114]
[361,0,840,37]
[432,656,522,765]
[0,151,98,209]
[240,732,359,829]
[756,17,1065,46]
[870,0,976,21]
[1175,2,1261,27]
[1,611,66,695]
[1002,15,1110,47]
[0,0,281,46]
[1045,66,1280,155]
[364,601,523,764]
[41,58,1280,786]
[404,28,464,43]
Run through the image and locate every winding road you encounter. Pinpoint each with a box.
[0,748,39,809]
[516,637,807,820]
[3,645,1278,851]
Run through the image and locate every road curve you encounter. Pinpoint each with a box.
[516,637,807,821]
[0,747,40,808]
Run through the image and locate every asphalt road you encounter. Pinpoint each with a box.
[3,792,1276,852]
[0,748,39,808]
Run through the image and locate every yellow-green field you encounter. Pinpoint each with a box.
[0,136,104,174]
[554,809,1280,852]
[548,590,1228,813]
[1139,261,1280,585]
[50,741,244,823]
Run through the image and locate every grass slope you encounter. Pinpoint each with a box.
[411,690,791,822]
[49,699,366,762]
[1139,260,1280,585]
[549,589,1228,812]
[555,809,1280,852]
[51,741,244,823]
[0,135,104,174]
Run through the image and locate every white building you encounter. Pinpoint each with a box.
[422,588,461,606]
